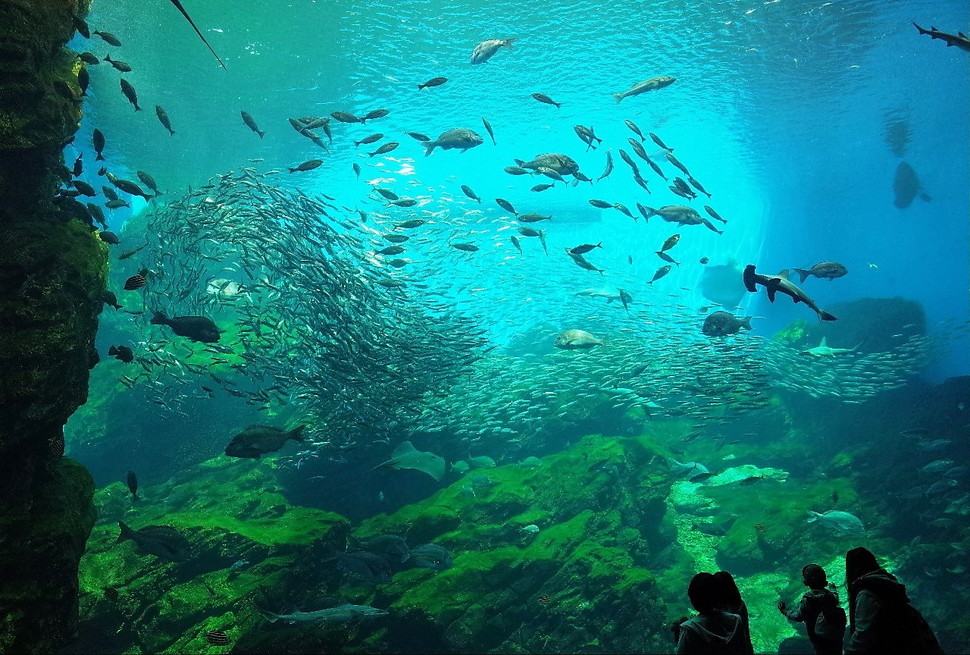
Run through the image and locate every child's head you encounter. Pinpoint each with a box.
[802,563,827,589]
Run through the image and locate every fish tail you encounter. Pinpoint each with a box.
[117,521,135,542]
[613,93,623,104]
[256,608,279,623]
[741,316,753,330]
[424,142,436,156]
[257,130,265,139]
[819,310,837,322]
[288,425,307,442]
[96,153,105,161]
[149,310,168,325]
[793,268,810,283]
[503,38,517,49]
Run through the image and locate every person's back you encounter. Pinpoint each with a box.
[779,563,844,655]
[845,547,943,655]
[676,572,752,655]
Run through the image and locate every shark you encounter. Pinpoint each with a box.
[913,22,970,52]
[258,604,388,624]
[371,441,447,481]
[743,265,837,322]
[800,337,857,357]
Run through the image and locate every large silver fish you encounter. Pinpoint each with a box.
[470,38,517,64]
[612,76,676,103]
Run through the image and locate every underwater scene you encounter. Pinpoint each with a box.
[41,0,970,652]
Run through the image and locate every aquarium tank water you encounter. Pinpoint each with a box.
[19,0,970,652]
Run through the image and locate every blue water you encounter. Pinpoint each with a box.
[66,0,969,651]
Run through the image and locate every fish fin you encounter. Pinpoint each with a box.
[819,337,828,347]
[503,38,517,49]
[777,269,791,280]
[167,0,227,69]
[117,521,134,542]
[256,608,279,623]
[793,268,810,283]
[393,441,417,457]
[108,346,118,355]
[766,285,777,303]
[613,93,623,104]
[149,310,167,325]
[820,310,837,321]
[288,425,307,442]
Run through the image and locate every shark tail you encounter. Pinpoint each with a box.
[287,425,307,442]
[257,608,280,623]
[819,310,837,322]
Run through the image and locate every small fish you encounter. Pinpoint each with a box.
[103,54,132,72]
[93,129,106,161]
[703,205,727,224]
[504,166,529,176]
[93,30,122,46]
[482,117,496,145]
[289,159,323,173]
[363,108,389,122]
[460,185,481,203]
[648,265,672,285]
[109,345,134,363]
[119,78,141,111]
[612,76,676,103]
[73,16,91,39]
[205,631,230,646]
[688,176,712,198]
[656,251,680,266]
[77,67,89,96]
[665,151,690,176]
[597,150,614,181]
[567,252,604,274]
[377,245,405,256]
[136,171,160,196]
[699,257,709,264]
[649,132,673,151]
[354,133,384,147]
[389,198,417,207]
[495,198,517,215]
[625,119,645,141]
[103,587,120,602]
[531,183,554,192]
[240,111,265,138]
[406,131,431,142]
[123,269,149,290]
[105,199,129,209]
[368,142,399,157]
[77,52,99,65]
[569,242,602,255]
[331,111,362,124]
[531,92,561,108]
[126,470,139,499]
[375,188,399,201]
[589,199,613,209]
[353,163,361,179]
[119,244,147,260]
[155,105,175,135]
[418,76,447,90]
[451,242,479,252]
[72,180,96,196]
[509,235,522,252]
[517,213,551,223]
[659,234,680,252]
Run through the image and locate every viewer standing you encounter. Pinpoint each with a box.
[844,547,943,655]
[713,571,755,655]
[778,563,845,655]
[675,572,752,655]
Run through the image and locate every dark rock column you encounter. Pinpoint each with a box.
[0,0,102,652]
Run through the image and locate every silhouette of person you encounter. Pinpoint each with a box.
[844,547,943,655]
[713,571,754,655]
[778,563,844,655]
[675,572,752,655]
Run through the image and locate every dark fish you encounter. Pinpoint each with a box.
[665,151,690,176]
[659,234,680,252]
[124,269,149,290]
[355,534,410,563]
[625,119,645,141]
[354,133,384,147]
[643,156,667,181]
[363,108,389,122]
[531,92,561,108]
[353,163,361,179]
[656,251,680,266]
[912,22,970,52]
[531,183,554,192]
[510,235,522,252]
[73,16,90,39]
[78,51,99,65]
[792,261,848,283]
[569,242,602,255]
[613,203,635,219]
[103,587,120,602]
[395,219,426,229]
[377,245,405,256]
[516,227,540,237]
[418,76,447,90]
[101,289,123,310]
[136,171,160,196]
[649,132,672,151]
[424,128,483,155]
[126,470,139,499]
[406,131,431,142]
[495,198,517,215]
[94,30,122,46]
[103,54,132,72]
[702,311,752,337]
[573,125,602,151]
[205,631,230,646]
[112,178,152,199]
[240,111,265,138]
[289,159,323,173]
[518,213,551,223]
[388,198,417,207]
[589,199,613,209]
[567,251,604,273]
[151,311,221,342]
[108,345,134,363]
[155,105,175,135]
[166,0,228,69]
[618,149,640,174]
[687,176,712,198]
[119,244,147,260]
[597,150,614,181]
[460,185,481,203]
[451,242,479,252]
[408,543,453,570]
[331,111,362,124]
[618,289,633,312]
[225,424,306,458]
[119,78,141,111]
[105,199,130,209]
[482,117,496,145]
[117,522,190,562]
[504,166,529,176]
[72,180,97,196]
[893,161,930,208]
[335,550,392,583]
[368,142,399,157]
[102,185,118,200]
[703,205,727,224]
[77,67,89,96]
[632,172,651,193]
[375,188,399,201]
[648,265,672,285]
[93,129,106,161]
[699,257,709,264]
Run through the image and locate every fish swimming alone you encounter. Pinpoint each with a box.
[259,604,388,624]
[117,522,190,562]
[424,129,484,155]
[372,441,447,481]
[150,311,221,342]
[555,329,603,350]
[892,161,931,208]
[800,337,857,357]
[613,76,676,103]
[702,311,753,337]
[792,261,848,283]
[470,38,517,64]
[225,424,307,458]
[912,22,970,52]
[743,265,837,321]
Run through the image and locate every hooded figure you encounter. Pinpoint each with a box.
[844,547,943,655]
[676,572,753,654]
